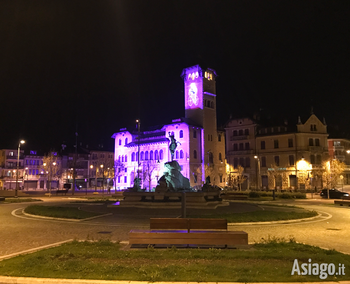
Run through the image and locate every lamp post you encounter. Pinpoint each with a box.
[15,140,25,198]
[100,164,104,194]
[25,167,28,191]
[89,165,93,193]
[254,155,261,190]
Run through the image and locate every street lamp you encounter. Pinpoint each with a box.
[254,155,261,190]
[15,140,25,198]
[100,164,104,193]
[25,167,28,191]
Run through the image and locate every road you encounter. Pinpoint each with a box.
[0,197,349,258]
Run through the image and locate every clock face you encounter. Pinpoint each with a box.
[188,83,198,107]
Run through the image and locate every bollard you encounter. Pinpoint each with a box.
[181,191,186,218]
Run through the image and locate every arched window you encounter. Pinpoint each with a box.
[218,134,221,142]
[125,138,128,144]
[136,152,139,162]
[121,156,124,162]
[245,157,250,168]
[179,130,183,138]
[194,150,197,159]
[119,139,122,145]
[118,155,121,162]
[176,151,179,159]
[219,153,222,162]
[310,154,315,164]
[124,155,127,163]
[155,150,158,161]
[180,150,184,159]
[171,131,174,137]
[159,150,163,160]
[209,152,213,164]
[150,150,153,160]
[131,152,135,162]
[145,151,148,160]
[140,151,144,161]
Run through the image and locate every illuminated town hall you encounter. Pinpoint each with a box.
[112,65,226,190]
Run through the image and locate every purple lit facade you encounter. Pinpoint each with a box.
[112,65,226,190]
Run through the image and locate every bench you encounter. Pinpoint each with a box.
[334,200,350,207]
[129,218,248,247]
[56,189,69,196]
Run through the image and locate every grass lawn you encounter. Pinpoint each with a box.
[2,198,42,203]
[24,205,104,219]
[190,209,318,223]
[0,238,349,282]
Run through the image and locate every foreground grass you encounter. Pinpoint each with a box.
[3,198,42,203]
[190,210,318,223]
[0,238,349,282]
[24,205,104,219]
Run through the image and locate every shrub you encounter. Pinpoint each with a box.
[249,191,261,198]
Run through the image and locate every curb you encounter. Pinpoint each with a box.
[228,212,324,226]
[21,209,112,222]
[0,277,349,284]
[0,239,74,262]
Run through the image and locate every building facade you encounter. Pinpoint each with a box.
[225,114,329,190]
[112,65,226,190]
[327,138,350,185]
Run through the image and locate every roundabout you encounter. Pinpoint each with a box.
[1,197,349,259]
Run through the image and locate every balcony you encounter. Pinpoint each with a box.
[333,145,344,150]
[230,135,249,141]
[6,155,24,160]
[334,155,345,161]
[227,150,253,155]
[308,146,326,152]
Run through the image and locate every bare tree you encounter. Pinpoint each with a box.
[142,160,159,191]
[42,152,60,195]
[323,159,345,189]
[233,165,247,191]
[114,160,125,190]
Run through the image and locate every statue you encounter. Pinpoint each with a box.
[168,132,180,161]
[155,161,191,192]
[129,177,141,192]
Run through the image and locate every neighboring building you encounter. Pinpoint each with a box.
[89,150,114,188]
[225,114,329,190]
[112,65,226,190]
[0,149,25,190]
[327,138,350,185]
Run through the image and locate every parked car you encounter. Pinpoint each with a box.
[319,188,350,199]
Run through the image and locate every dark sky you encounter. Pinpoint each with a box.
[1,1,350,152]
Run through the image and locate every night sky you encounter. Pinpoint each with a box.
[1,1,349,153]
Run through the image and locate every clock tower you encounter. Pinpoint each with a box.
[181,65,223,185]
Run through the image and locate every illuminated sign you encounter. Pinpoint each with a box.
[188,83,198,107]
[187,72,199,80]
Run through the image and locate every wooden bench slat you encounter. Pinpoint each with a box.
[129,218,248,247]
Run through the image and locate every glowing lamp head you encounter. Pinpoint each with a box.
[20,140,25,144]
